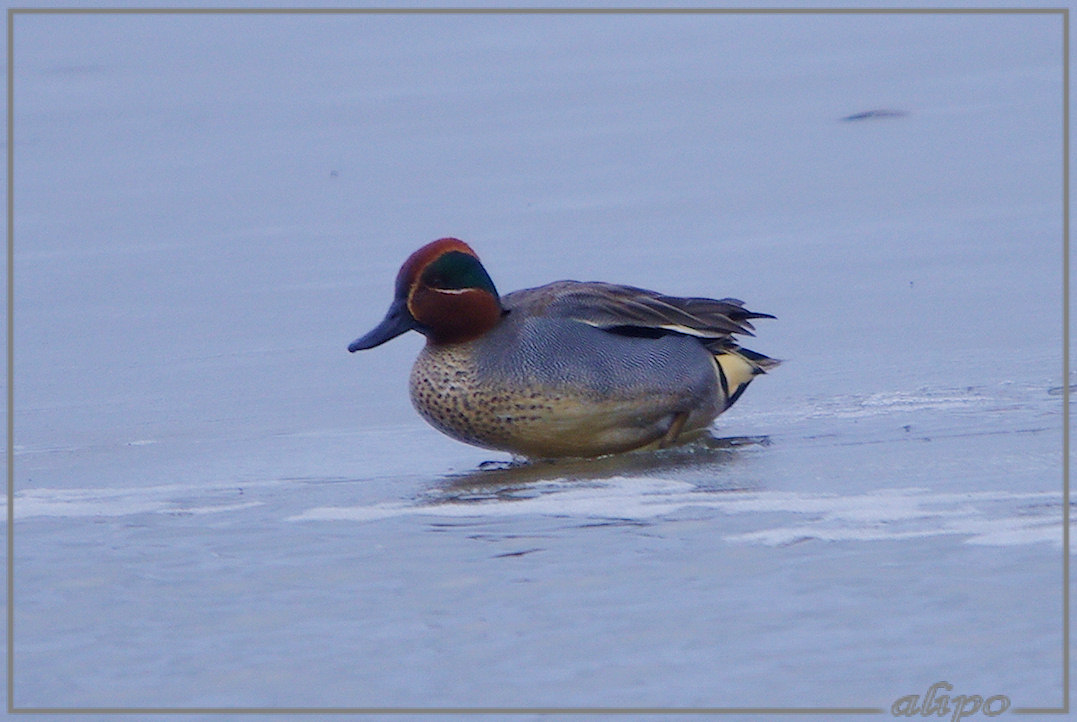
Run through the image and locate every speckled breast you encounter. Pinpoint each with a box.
[408,341,551,454]
[407,317,722,458]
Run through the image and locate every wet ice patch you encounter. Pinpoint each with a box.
[806,388,999,420]
[8,483,268,519]
[9,477,1064,548]
[722,488,1064,547]
[747,383,1054,427]
[290,477,692,523]
[289,477,1066,548]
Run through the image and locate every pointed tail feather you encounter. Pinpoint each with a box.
[714,348,780,409]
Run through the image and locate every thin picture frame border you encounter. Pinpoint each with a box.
[5,5,1069,716]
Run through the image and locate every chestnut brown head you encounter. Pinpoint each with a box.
[348,238,503,351]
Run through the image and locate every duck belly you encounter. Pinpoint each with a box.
[409,328,721,458]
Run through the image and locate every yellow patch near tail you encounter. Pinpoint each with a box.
[714,350,766,409]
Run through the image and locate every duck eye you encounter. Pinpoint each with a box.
[423,265,461,290]
[421,267,443,287]
[425,271,453,290]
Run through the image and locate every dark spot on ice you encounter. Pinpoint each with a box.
[493,548,543,558]
[780,536,815,547]
[841,109,908,122]
[577,519,650,529]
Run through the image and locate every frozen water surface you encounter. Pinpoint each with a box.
[7,8,1069,717]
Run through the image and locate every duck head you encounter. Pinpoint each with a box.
[348,238,503,351]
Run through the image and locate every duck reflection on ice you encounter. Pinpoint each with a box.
[427,433,771,504]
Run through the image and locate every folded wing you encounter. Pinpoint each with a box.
[505,280,775,358]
